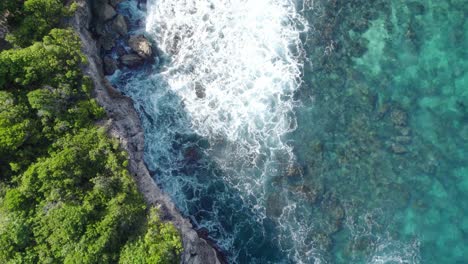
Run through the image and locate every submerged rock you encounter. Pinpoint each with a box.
[129,35,153,59]
[391,143,408,154]
[395,135,412,144]
[293,184,323,204]
[311,232,333,251]
[390,108,408,127]
[286,163,304,178]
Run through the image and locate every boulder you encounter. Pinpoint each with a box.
[112,15,128,36]
[195,83,206,98]
[103,56,118,75]
[99,34,116,51]
[100,4,117,21]
[129,35,153,59]
[120,54,145,68]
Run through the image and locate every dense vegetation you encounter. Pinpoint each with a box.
[0,1,182,263]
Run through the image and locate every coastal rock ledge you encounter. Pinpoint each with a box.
[71,1,224,263]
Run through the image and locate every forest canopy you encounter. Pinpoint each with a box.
[0,1,182,263]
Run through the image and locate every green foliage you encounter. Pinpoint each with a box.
[0,0,23,15]
[0,128,149,264]
[119,208,183,264]
[0,29,100,177]
[0,91,33,157]
[0,28,85,88]
[6,0,76,47]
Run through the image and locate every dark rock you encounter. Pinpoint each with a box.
[351,235,374,253]
[184,147,201,162]
[377,103,390,119]
[311,232,333,251]
[129,34,153,59]
[99,33,116,51]
[266,194,285,218]
[286,163,303,177]
[100,4,117,21]
[195,83,206,98]
[407,2,425,15]
[112,15,128,36]
[120,53,145,68]
[294,184,322,204]
[103,56,117,75]
[116,45,127,56]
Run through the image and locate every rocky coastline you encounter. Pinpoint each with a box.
[71,0,223,263]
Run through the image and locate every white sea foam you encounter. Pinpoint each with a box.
[145,0,307,168]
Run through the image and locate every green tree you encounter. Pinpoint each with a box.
[0,91,32,157]
[6,0,76,47]
[119,208,183,264]
[0,28,85,88]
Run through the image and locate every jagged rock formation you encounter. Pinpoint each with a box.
[71,1,224,263]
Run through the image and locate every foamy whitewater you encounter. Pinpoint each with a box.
[111,0,423,263]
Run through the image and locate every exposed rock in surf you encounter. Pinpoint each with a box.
[103,55,117,75]
[195,83,206,98]
[120,53,145,68]
[129,34,153,59]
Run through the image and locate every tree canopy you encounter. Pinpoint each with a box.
[0,1,182,263]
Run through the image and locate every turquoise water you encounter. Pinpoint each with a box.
[110,0,467,263]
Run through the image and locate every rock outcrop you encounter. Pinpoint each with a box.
[71,1,224,263]
[112,14,128,36]
[120,53,145,68]
[128,34,153,58]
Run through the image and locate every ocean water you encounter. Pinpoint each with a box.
[109,0,467,263]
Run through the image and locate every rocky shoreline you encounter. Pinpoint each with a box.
[71,1,223,263]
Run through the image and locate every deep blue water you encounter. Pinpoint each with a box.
[110,0,467,263]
